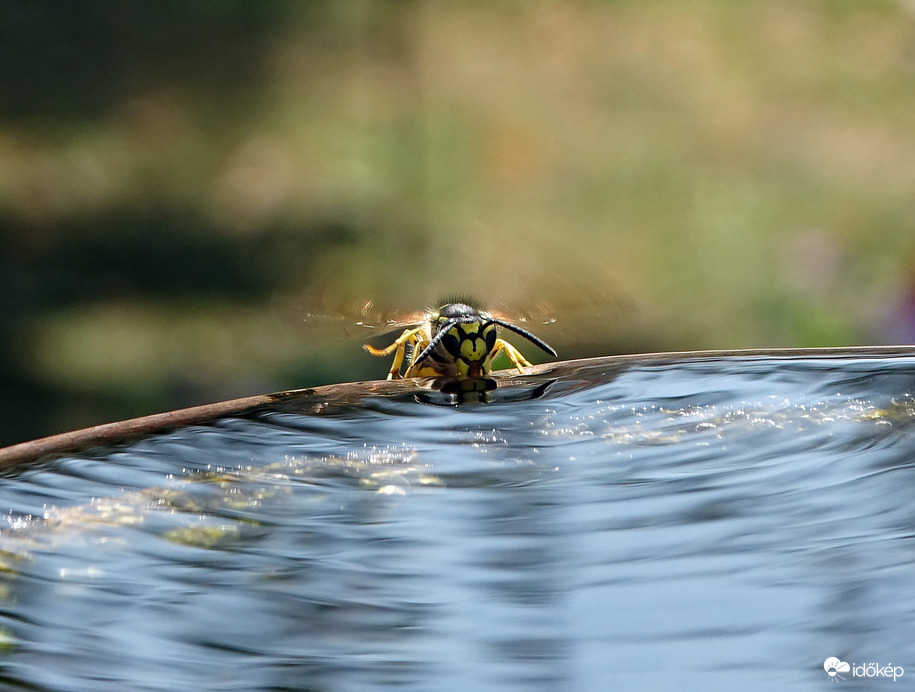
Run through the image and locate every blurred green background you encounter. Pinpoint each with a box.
[2,0,915,446]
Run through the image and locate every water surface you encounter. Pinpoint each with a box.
[0,353,913,691]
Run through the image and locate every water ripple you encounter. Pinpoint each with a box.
[0,354,913,690]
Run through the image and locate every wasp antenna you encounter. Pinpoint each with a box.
[413,319,457,364]
[489,318,558,357]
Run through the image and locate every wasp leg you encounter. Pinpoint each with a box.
[404,355,444,379]
[403,334,437,378]
[363,328,422,380]
[492,338,533,374]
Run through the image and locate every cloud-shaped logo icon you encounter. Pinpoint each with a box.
[824,657,850,682]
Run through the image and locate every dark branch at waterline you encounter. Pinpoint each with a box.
[2,346,914,468]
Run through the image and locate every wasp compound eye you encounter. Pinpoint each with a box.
[484,325,497,353]
[440,332,461,358]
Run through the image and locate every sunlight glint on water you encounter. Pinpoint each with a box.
[0,355,913,691]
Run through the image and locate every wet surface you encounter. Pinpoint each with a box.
[0,353,913,690]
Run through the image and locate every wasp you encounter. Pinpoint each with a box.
[363,300,557,380]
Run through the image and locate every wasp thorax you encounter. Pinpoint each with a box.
[438,302,482,320]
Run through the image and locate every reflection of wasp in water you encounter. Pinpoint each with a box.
[363,299,558,380]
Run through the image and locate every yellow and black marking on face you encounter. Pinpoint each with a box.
[425,303,499,378]
[363,300,557,380]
